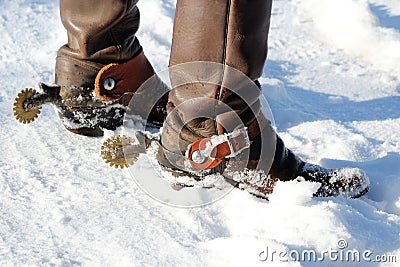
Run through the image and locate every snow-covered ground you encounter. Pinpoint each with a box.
[1,0,400,266]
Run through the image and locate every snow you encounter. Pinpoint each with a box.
[0,0,399,266]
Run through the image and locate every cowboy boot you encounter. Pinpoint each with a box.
[45,0,167,136]
[158,0,369,198]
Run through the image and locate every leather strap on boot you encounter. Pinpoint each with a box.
[94,51,155,101]
[187,127,251,171]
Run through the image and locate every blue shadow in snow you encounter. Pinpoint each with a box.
[261,60,400,131]
[369,4,400,31]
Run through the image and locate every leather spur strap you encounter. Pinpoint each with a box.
[186,128,251,171]
[94,50,155,101]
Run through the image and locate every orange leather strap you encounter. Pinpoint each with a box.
[187,128,250,171]
[94,50,155,101]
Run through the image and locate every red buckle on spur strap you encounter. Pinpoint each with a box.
[186,128,251,171]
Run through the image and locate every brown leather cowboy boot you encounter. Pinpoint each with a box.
[54,0,167,136]
[157,0,369,198]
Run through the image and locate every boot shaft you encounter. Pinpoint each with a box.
[60,0,140,62]
[170,0,272,79]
